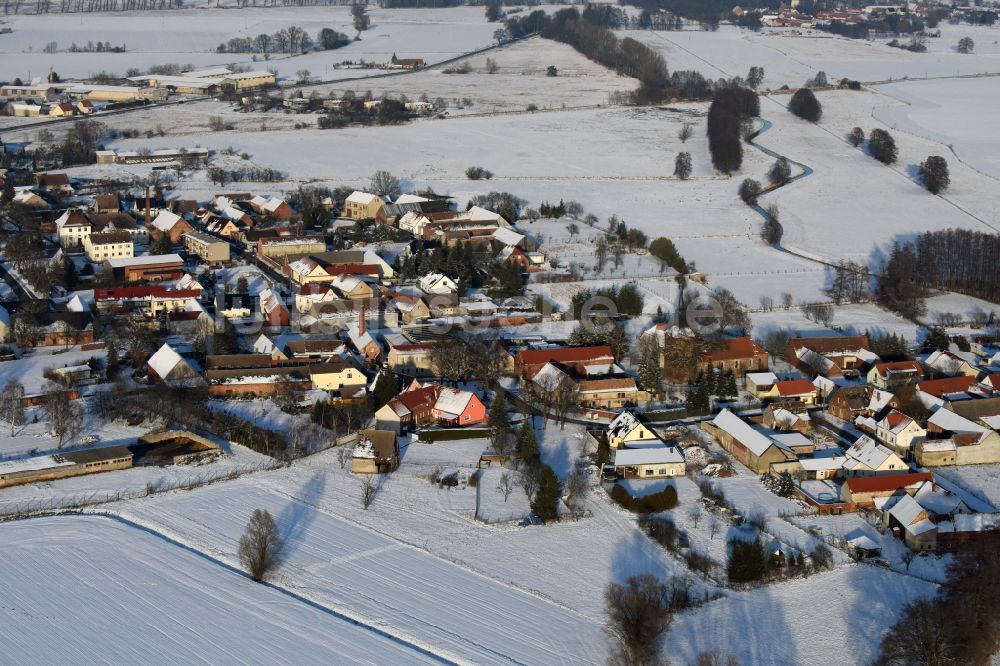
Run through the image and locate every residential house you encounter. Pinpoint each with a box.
[36,173,73,193]
[840,472,934,508]
[786,334,874,378]
[842,435,908,476]
[577,378,646,410]
[607,411,659,448]
[11,189,49,209]
[745,371,778,397]
[147,343,201,386]
[925,350,980,378]
[916,375,981,403]
[343,191,385,220]
[257,235,326,260]
[884,492,938,551]
[419,272,459,295]
[309,359,367,394]
[374,383,485,433]
[150,210,194,244]
[351,430,399,474]
[755,379,819,404]
[55,210,94,248]
[83,231,133,262]
[249,195,293,221]
[612,445,686,479]
[385,336,438,378]
[345,317,381,362]
[874,410,925,459]
[48,102,76,117]
[92,193,120,214]
[515,345,616,381]
[697,337,768,378]
[867,360,923,390]
[702,409,795,474]
[763,401,811,432]
[828,385,899,422]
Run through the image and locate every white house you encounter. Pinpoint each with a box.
[419,272,458,295]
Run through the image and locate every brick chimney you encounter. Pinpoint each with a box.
[144,186,151,228]
[358,304,366,337]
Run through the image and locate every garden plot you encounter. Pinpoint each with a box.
[1,515,441,664]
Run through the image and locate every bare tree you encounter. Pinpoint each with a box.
[564,466,589,514]
[688,506,702,528]
[361,474,377,509]
[337,445,349,469]
[759,295,774,311]
[519,464,540,500]
[677,122,694,143]
[781,292,794,309]
[605,574,673,666]
[42,386,83,448]
[497,471,515,502]
[691,648,742,666]
[368,170,401,199]
[552,377,579,430]
[238,508,283,582]
[0,379,25,437]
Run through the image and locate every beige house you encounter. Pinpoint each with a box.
[576,378,646,410]
[183,230,230,263]
[351,429,399,474]
[83,230,134,262]
[612,445,686,479]
[344,191,385,220]
[55,210,94,248]
[874,410,925,459]
[257,236,326,260]
[386,337,437,378]
[745,371,778,397]
[309,360,367,392]
[607,411,659,449]
[843,436,908,476]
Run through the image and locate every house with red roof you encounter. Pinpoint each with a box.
[756,378,819,405]
[867,360,923,391]
[374,382,485,433]
[916,375,980,401]
[874,409,926,459]
[515,345,615,380]
[840,471,934,507]
[698,337,768,378]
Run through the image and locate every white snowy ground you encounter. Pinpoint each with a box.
[626,24,1000,90]
[1,515,441,664]
[0,346,106,395]
[0,6,497,81]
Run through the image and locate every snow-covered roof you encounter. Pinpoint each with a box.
[799,455,846,471]
[492,227,525,247]
[105,253,182,268]
[608,411,645,440]
[928,408,987,435]
[434,387,474,416]
[532,363,571,391]
[181,67,234,78]
[613,445,684,467]
[148,343,183,378]
[772,432,812,451]
[710,409,775,456]
[887,492,924,526]
[746,371,778,385]
[395,193,429,204]
[0,454,76,475]
[346,191,380,205]
[844,435,897,471]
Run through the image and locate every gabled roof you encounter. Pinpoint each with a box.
[710,409,775,456]
[917,375,978,398]
[775,379,816,396]
[703,337,767,363]
[872,360,923,378]
[517,345,615,366]
[888,492,925,526]
[844,435,898,471]
[613,445,684,467]
[845,472,933,494]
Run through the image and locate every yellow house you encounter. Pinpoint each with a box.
[227,70,277,90]
[289,258,333,285]
[757,379,818,405]
[386,337,437,378]
[344,191,385,220]
[183,230,230,263]
[351,429,399,474]
[83,231,133,262]
[309,360,367,392]
[843,435,908,476]
[607,411,659,449]
[577,378,647,410]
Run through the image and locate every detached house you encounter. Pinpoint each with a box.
[375,383,486,433]
[699,337,769,378]
[868,360,923,390]
[351,429,400,474]
[607,411,659,448]
[702,409,794,474]
[874,410,925,459]
[842,435,908,476]
[55,210,94,249]
[250,195,293,221]
[150,210,194,244]
[343,191,385,220]
[83,230,134,262]
[925,350,979,378]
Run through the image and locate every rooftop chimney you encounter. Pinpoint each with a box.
[359,304,366,337]
[144,186,151,228]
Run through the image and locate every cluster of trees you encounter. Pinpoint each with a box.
[825,260,870,304]
[957,36,975,53]
[569,284,644,320]
[707,85,758,174]
[569,317,631,361]
[207,165,284,187]
[490,401,565,521]
[351,3,369,32]
[867,128,898,165]
[686,365,737,415]
[318,97,414,129]
[649,236,690,273]
[610,483,678,513]
[877,547,1000,665]
[506,8,716,103]
[29,119,107,168]
[878,229,1000,316]
[919,155,950,194]
[728,534,831,584]
[468,191,526,224]
[430,334,511,389]
[788,88,822,122]
[868,330,910,359]
[604,573,703,666]
[216,25,344,54]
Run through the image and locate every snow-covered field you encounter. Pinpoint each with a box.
[1,515,442,664]
[0,6,497,81]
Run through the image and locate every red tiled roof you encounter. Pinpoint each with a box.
[517,345,614,365]
[874,360,923,377]
[703,337,767,363]
[983,373,1000,391]
[95,286,201,300]
[917,375,978,398]
[578,378,637,393]
[846,472,933,494]
[775,379,816,396]
[885,410,909,429]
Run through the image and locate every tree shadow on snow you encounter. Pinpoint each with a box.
[276,471,326,562]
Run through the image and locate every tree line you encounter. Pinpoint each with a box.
[707,85,758,174]
[878,229,1000,318]
[216,25,348,54]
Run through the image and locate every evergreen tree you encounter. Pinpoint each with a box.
[371,370,398,409]
[636,336,662,394]
[517,419,539,463]
[777,471,795,497]
[531,464,562,522]
[919,155,950,194]
[922,326,950,353]
[727,537,768,583]
[106,344,120,378]
[488,388,510,432]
